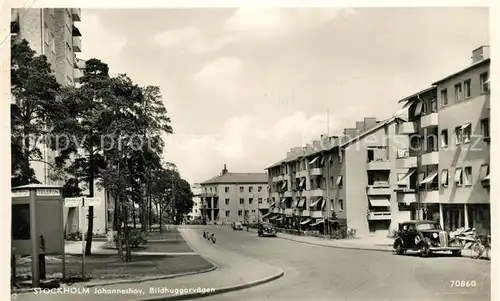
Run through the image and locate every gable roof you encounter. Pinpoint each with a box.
[340,116,404,148]
[201,172,268,185]
[432,58,490,85]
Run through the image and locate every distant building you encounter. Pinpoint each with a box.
[187,183,202,220]
[200,165,269,224]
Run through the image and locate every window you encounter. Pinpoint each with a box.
[440,130,449,148]
[479,164,490,181]
[338,199,344,211]
[239,187,244,193]
[480,72,489,93]
[426,135,436,152]
[454,126,463,144]
[258,198,263,204]
[226,211,230,217]
[464,167,472,186]
[464,79,471,98]
[440,89,448,106]
[462,124,472,143]
[441,170,448,187]
[330,176,334,186]
[418,173,425,186]
[454,168,463,186]
[210,187,212,192]
[397,173,408,187]
[249,186,253,193]
[238,210,242,216]
[225,187,229,193]
[249,198,253,205]
[481,118,490,138]
[430,98,437,113]
[336,176,343,186]
[454,83,462,102]
[239,198,244,204]
[258,186,262,192]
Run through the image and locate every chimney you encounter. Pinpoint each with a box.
[343,128,359,140]
[221,164,228,175]
[472,46,490,63]
[356,121,365,133]
[364,117,378,131]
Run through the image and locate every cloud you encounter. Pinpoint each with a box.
[153,27,238,53]
[192,57,244,96]
[78,13,126,62]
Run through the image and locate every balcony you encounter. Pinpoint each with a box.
[72,8,81,21]
[73,68,82,82]
[366,184,391,195]
[307,189,324,197]
[300,210,310,217]
[367,159,391,170]
[72,24,82,37]
[397,122,418,135]
[284,191,293,198]
[421,151,439,166]
[309,168,323,176]
[272,175,284,182]
[367,211,392,220]
[310,211,323,218]
[421,113,438,128]
[397,193,417,204]
[284,208,294,217]
[73,37,82,52]
[295,170,308,178]
[75,58,86,69]
[396,156,417,169]
[420,190,439,203]
[200,192,217,197]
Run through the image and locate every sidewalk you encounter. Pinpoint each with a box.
[63,241,196,256]
[267,229,490,259]
[15,228,284,301]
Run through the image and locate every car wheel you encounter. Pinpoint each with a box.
[395,241,405,255]
[419,243,430,257]
[452,250,462,257]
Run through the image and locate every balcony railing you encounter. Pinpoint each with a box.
[72,8,81,21]
[366,184,391,195]
[397,122,418,135]
[421,112,438,128]
[310,211,323,218]
[367,211,392,220]
[421,151,439,166]
[367,159,391,170]
[309,168,323,176]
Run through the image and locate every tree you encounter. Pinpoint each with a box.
[10,38,60,186]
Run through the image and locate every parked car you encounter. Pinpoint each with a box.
[393,220,462,257]
[258,223,277,237]
[233,222,243,230]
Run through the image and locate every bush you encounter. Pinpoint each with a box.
[112,229,148,249]
[65,231,82,241]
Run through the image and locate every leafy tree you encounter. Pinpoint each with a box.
[10,38,60,186]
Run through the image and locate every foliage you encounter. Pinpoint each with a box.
[113,229,148,248]
[10,38,60,186]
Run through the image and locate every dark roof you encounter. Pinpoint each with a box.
[397,86,437,103]
[200,172,268,185]
[432,58,490,85]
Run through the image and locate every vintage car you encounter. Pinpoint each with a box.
[232,221,243,230]
[258,222,277,237]
[393,220,462,257]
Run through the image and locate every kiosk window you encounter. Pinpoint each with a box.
[12,204,31,240]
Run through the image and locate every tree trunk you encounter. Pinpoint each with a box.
[132,204,137,229]
[85,162,95,256]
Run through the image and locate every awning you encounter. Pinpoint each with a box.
[461,123,471,130]
[269,215,279,220]
[454,168,463,182]
[420,171,438,184]
[297,198,305,207]
[336,176,343,186]
[484,174,490,180]
[299,178,305,188]
[275,217,283,222]
[262,212,273,218]
[440,170,448,184]
[281,181,287,190]
[485,79,490,85]
[414,102,423,116]
[397,168,415,185]
[300,219,312,225]
[480,164,489,180]
[311,220,324,227]
[281,197,289,204]
[270,202,276,207]
[328,155,333,162]
[320,199,326,210]
[309,197,322,208]
[320,156,325,165]
[309,156,319,165]
[368,196,390,207]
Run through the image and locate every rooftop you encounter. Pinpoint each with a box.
[432,57,490,85]
[201,172,268,185]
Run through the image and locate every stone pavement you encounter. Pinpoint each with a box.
[14,227,284,301]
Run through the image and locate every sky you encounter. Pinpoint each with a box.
[77,7,489,184]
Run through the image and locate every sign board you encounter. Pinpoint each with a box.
[64,197,84,207]
[84,198,102,207]
[12,190,30,198]
[36,189,60,196]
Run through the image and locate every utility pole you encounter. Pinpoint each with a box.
[415,96,423,220]
[325,108,331,235]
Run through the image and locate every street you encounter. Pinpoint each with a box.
[198,226,490,301]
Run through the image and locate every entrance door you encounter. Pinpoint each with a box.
[450,208,464,231]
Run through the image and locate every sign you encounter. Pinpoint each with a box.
[12,190,29,198]
[36,189,60,196]
[84,198,102,207]
[64,197,84,207]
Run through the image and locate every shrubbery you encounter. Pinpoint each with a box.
[111,228,148,249]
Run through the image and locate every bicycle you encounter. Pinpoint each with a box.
[471,234,490,259]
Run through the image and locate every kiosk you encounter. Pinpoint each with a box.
[11,184,64,287]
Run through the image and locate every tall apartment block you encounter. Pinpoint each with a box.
[188,183,203,220]
[266,117,411,237]
[200,165,269,224]
[396,46,490,234]
[11,8,84,184]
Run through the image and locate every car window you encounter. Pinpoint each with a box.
[416,223,441,230]
[408,224,416,231]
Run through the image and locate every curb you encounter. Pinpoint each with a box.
[139,269,285,301]
[13,266,217,294]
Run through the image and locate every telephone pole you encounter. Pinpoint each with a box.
[325,108,331,235]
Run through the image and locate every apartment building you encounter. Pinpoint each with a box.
[396,46,490,234]
[266,117,411,237]
[200,165,269,224]
[187,183,202,220]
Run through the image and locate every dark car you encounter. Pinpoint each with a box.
[258,223,277,237]
[232,221,243,230]
[393,220,462,257]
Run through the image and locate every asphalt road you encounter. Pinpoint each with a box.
[198,226,491,301]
